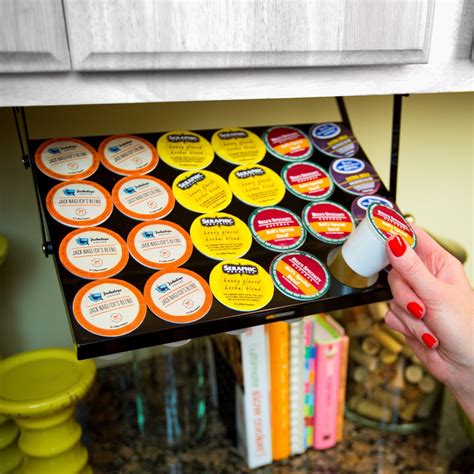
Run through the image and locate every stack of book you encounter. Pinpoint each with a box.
[213,313,349,469]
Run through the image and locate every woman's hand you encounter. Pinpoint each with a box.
[385,225,474,422]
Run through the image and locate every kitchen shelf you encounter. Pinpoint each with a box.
[24,114,395,359]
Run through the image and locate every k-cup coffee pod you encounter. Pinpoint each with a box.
[157,130,214,170]
[281,162,334,201]
[309,123,359,158]
[333,204,416,283]
[112,175,175,221]
[98,135,159,176]
[209,259,274,311]
[270,251,331,301]
[46,180,113,228]
[190,212,252,260]
[228,164,285,207]
[211,127,266,165]
[172,170,232,213]
[59,227,129,279]
[262,126,313,162]
[127,220,192,270]
[35,138,99,181]
[249,207,306,252]
[73,279,146,337]
[302,201,355,244]
[351,195,397,223]
[329,158,381,196]
[144,268,212,324]
[326,247,378,289]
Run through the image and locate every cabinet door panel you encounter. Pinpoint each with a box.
[66,0,435,70]
[0,0,71,72]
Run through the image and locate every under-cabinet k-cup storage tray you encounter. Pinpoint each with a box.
[30,124,394,359]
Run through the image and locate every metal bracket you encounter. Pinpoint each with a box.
[336,96,351,129]
[12,107,53,258]
[389,94,408,201]
[337,95,404,201]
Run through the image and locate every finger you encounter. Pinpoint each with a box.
[410,224,448,263]
[385,311,435,368]
[388,269,425,319]
[386,234,439,302]
[389,301,439,350]
[411,224,467,287]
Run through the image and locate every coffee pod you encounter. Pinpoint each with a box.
[328,203,416,288]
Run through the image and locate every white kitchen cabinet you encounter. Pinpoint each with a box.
[65,0,435,70]
[0,0,71,72]
[0,0,471,105]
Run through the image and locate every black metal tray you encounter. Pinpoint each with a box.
[30,123,392,359]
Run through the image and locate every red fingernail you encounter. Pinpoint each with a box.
[422,333,437,349]
[388,235,406,257]
[407,302,424,319]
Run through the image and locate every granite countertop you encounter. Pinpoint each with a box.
[80,361,473,474]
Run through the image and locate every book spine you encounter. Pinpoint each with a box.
[240,326,273,468]
[336,334,349,442]
[318,313,349,443]
[289,320,305,455]
[267,322,290,461]
[313,336,341,449]
[303,317,315,448]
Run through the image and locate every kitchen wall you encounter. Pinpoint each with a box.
[0,93,472,356]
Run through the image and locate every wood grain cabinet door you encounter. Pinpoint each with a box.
[65,0,435,71]
[0,0,71,72]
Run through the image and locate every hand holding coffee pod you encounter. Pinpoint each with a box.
[384,224,474,423]
[328,204,416,288]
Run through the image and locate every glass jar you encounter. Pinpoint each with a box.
[336,303,443,433]
[132,337,211,449]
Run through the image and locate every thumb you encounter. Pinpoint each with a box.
[386,235,438,300]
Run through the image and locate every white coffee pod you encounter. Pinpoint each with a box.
[341,203,416,278]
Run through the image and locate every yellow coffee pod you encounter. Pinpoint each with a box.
[209,258,274,312]
[211,128,266,165]
[157,130,214,170]
[172,170,232,213]
[228,164,285,207]
[190,212,252,260]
